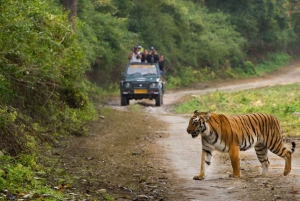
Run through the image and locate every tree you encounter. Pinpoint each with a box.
[289,0,300,53]
[61,0,77,30]
[205,0,293,54]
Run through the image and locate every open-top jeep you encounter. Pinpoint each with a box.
[120,62,165,106]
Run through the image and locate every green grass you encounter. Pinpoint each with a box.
[173,83,300,136]
[0,154,64,200]
[255,52,291,76]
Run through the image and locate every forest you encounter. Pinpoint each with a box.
[1,0,300,198]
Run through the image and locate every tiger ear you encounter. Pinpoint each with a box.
[204,112,211,121]
[194,110,199,114]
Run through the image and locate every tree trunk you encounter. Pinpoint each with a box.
[60,0,77,31]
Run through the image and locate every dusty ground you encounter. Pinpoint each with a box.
[52,62,300,201]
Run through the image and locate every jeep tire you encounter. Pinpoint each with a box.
[155,94,162,106]
[121,95,128,106]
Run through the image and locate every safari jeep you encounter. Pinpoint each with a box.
[120,62,165,106]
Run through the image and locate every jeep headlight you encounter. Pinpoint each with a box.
[150,83,158,88]
[124,82,131,88]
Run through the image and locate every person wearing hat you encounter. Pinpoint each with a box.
[128,45,142,63]
[146,47,159,63]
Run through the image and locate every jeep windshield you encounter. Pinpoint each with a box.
[126,64,158,76]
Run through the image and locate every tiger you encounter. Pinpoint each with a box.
[186,110,296,180]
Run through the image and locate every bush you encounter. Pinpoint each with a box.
[0,0,99,154]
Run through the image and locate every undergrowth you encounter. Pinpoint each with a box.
[166,52,291,89]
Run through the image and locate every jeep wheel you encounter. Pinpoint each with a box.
[121,95,128,106]
[155,94,162,106]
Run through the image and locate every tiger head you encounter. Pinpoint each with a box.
[186,110,211,138]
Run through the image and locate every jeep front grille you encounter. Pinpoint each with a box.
[132,82,150,89]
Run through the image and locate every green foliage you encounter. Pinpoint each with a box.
[166,51,291,89]
[289,1,300,53]
[243,61,257,75]
[169,52,291,89]
[255,52,291,75]
[165,76,181,89]
[174,83,300,136]
[77,0,137,84]
[177,67,197,86]
[0,154,63,199]
[166,66,218,89]
[126,0,247,73]
[205,0,294,53]
[197,11,247,70]
[0,106,36,155]
[0,0,98,144]
[72,0,297,88]
[0,0,101,195]
[223,67,239,78]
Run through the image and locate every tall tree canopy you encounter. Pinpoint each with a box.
[205,0,294,53]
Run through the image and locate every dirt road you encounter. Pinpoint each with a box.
[138,63,300,201]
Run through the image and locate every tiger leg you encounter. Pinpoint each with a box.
[283,142,296,175]
[283,151,292,176]
[254,143,269,174]
[276,143,293,176]
[193,149,212,180]
[229,146,241,178]
[269,141,295,176]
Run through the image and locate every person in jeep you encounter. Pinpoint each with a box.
[141,49,149,63]
[158,54,165,76]
[146,47,159,63]
[128,45,142,63]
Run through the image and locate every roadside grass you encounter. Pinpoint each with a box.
[255,52,291,76]
[166,52,291,89]
[173,83,300,136]
[0,154,63,200]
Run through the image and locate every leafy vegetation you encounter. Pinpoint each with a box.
[205,0,294,52]
[1,0,300,198]
[0,154,63,200]
[0,0,97,196]
[255,52,291,75]
[166,52,291,88]
[173,83,300,136]
[75,0,300,87]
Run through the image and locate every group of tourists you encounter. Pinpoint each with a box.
[128,45,165,76]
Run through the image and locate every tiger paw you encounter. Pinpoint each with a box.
[283,170,290,176]
[193,175,204,180]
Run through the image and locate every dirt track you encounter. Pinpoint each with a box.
[129,62,300,200]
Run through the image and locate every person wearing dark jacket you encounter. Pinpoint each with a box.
[141,49,149,63]
[146,47,159,63]
[158,54,165,76]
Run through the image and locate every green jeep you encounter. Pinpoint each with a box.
[120,62,165,106]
